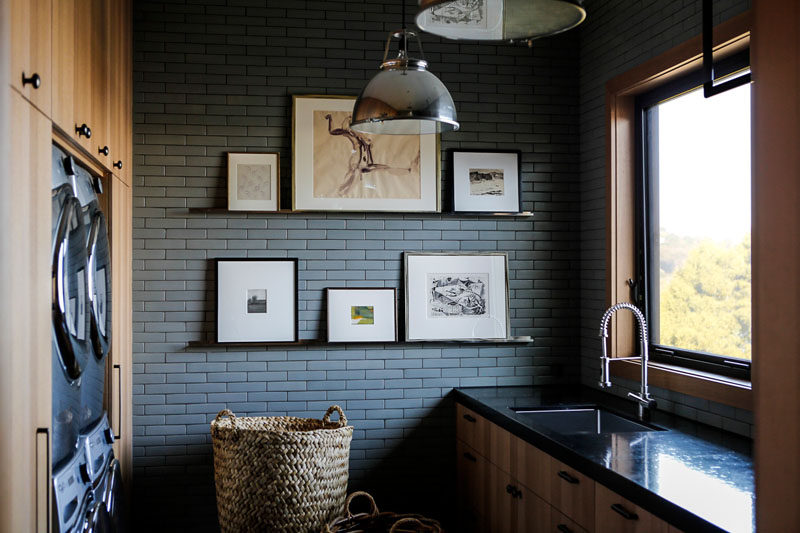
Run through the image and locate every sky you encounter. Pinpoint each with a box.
[655,83,751,243]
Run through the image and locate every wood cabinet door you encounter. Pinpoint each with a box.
[456,404,487,456]
[52,0,77,141]
[551,508,589,533]
[516,485,552,533]
[5,91,52,533]
[10,0,52,115]
[513,434,552,501]
[549,458,595,530]
[486,462,514,533]
[89,0,111,167]
[108,0,132,183]
[456,439,487,533]
[594,483,671,533]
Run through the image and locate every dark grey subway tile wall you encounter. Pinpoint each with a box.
[132,1,580,530]
[577,0,752,436]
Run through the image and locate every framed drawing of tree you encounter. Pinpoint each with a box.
[292,95,440,212]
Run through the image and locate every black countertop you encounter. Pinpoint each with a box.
[453,386,754,533]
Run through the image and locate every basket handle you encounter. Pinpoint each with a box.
[214,409,236,423]
[344,491,378,518]
[322,405,347,427]
[389,518,426,532]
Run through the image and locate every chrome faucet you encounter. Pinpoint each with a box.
[599,302,657,421]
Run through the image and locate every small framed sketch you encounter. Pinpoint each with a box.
[215,258,298,343]
[227,152,280,211]
[292,95,440,212]
[326,288,398,343]
[404,252,510,342]
[449,149,522,213]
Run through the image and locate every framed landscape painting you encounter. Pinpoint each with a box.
[227,152,280,212]
[216,258,298,343]
[404,252,510,341]
[326,288,398,343]
[449,149,522,213]
[292,95,440,212]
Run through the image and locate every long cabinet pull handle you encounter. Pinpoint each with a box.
[556,525,574,533]
[463,452,477,462]
[36,428,49,533]
[610,503,639,520]
[113,364,122,439]
[22,72,41,89]
[557,470,579,484]
[463,413,476,423]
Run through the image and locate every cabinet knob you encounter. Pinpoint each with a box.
[21,72,41,89]
[98,146,109,156]
[76,124,92,139]
[113,160,123,170]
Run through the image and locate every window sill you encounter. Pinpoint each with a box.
[611,359,752,411]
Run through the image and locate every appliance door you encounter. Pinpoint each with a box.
[83,499,112,533]
[87,210,111,360]
[103,458,126,533]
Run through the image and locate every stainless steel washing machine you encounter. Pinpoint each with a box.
[52,446,111,533]
[64,153,112,432]
[51,145,92,468]
[81,415,125,533]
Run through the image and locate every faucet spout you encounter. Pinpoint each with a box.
[598,302,656,420]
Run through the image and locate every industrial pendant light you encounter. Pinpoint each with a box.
[350,2,459,135]
[416,0,586,43]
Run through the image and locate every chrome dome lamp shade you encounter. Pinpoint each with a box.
[350,30,459,135]
[415,0,586,42]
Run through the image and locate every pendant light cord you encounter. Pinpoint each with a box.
[399,0,407,53]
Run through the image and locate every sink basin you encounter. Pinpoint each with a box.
[509,406,663,434]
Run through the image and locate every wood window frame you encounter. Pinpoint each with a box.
[605,11,752,411]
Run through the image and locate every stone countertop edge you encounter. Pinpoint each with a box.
[452,386,753,533]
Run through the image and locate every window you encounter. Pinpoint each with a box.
[635,55,751,379]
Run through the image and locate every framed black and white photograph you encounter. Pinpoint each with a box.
[227,152,280,212]
[326,288,398,343]
[292,95,440,212]
[449,149,522,213]
[404,252,510,341]
[216,258,298,343]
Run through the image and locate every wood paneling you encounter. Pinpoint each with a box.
[109,0,132,184]
[10,0,51,115]
[594,483,670,533]
[89,0,110,167]
[2,91,52,533]
[110,175,133,486]
[752,0,800,530]
[51,0,76,138]
[549,458,595,530]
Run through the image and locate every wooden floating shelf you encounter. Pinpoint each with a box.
[186,336,534,349]
[183,208,534,218]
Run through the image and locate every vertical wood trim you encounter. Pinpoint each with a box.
[752,0,800,529]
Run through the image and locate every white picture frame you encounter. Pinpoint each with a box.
[450,149,522,213]
[404,252,510,341]
[326,288,398,343]
[292,95,440,212]
[216,259,297,343]
[415,0,504,41]
[227,152,280,212]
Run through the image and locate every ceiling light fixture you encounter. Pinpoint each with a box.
[350,2,459,135]
[415,0,586,43]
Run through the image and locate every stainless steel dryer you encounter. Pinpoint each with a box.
[51,145,92,468]
[52,446,111,533]
[82,415,125,533]
[65,154,112,432]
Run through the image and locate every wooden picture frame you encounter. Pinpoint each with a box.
[227,152,280,212]
[292,95,440,212]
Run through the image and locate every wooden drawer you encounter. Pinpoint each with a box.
[456,403,487,455]
[456,439,487,531]
[550,458,595,530]
[551,507,588,533]
[513,434,552,501]
[594,483,670,533]
[516,485,552,532]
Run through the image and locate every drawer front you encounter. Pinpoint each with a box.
[516,485,552,532]
[456,403,487,455]
[550,458,595,530]
[594,483,671,533]
[551,507,589,533]
[513,434,552,501]
[456,439,487,530]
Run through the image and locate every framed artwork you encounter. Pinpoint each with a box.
[326,288,398,343]
[215,258,298,343]
[449,149,522,213]
[292,95,440,212]
[415,0,504,41]
[404,252,510,341]
[227,152,280,211]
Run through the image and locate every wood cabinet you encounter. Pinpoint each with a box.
[594,483,672,533]
[550,458,595,530]
[456,440,487,533]
[2,90,53,533]
[10,0,51,114]
[109,0,132,184]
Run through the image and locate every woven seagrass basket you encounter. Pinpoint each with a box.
[323,492,443,533]
[211,406,353,533]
